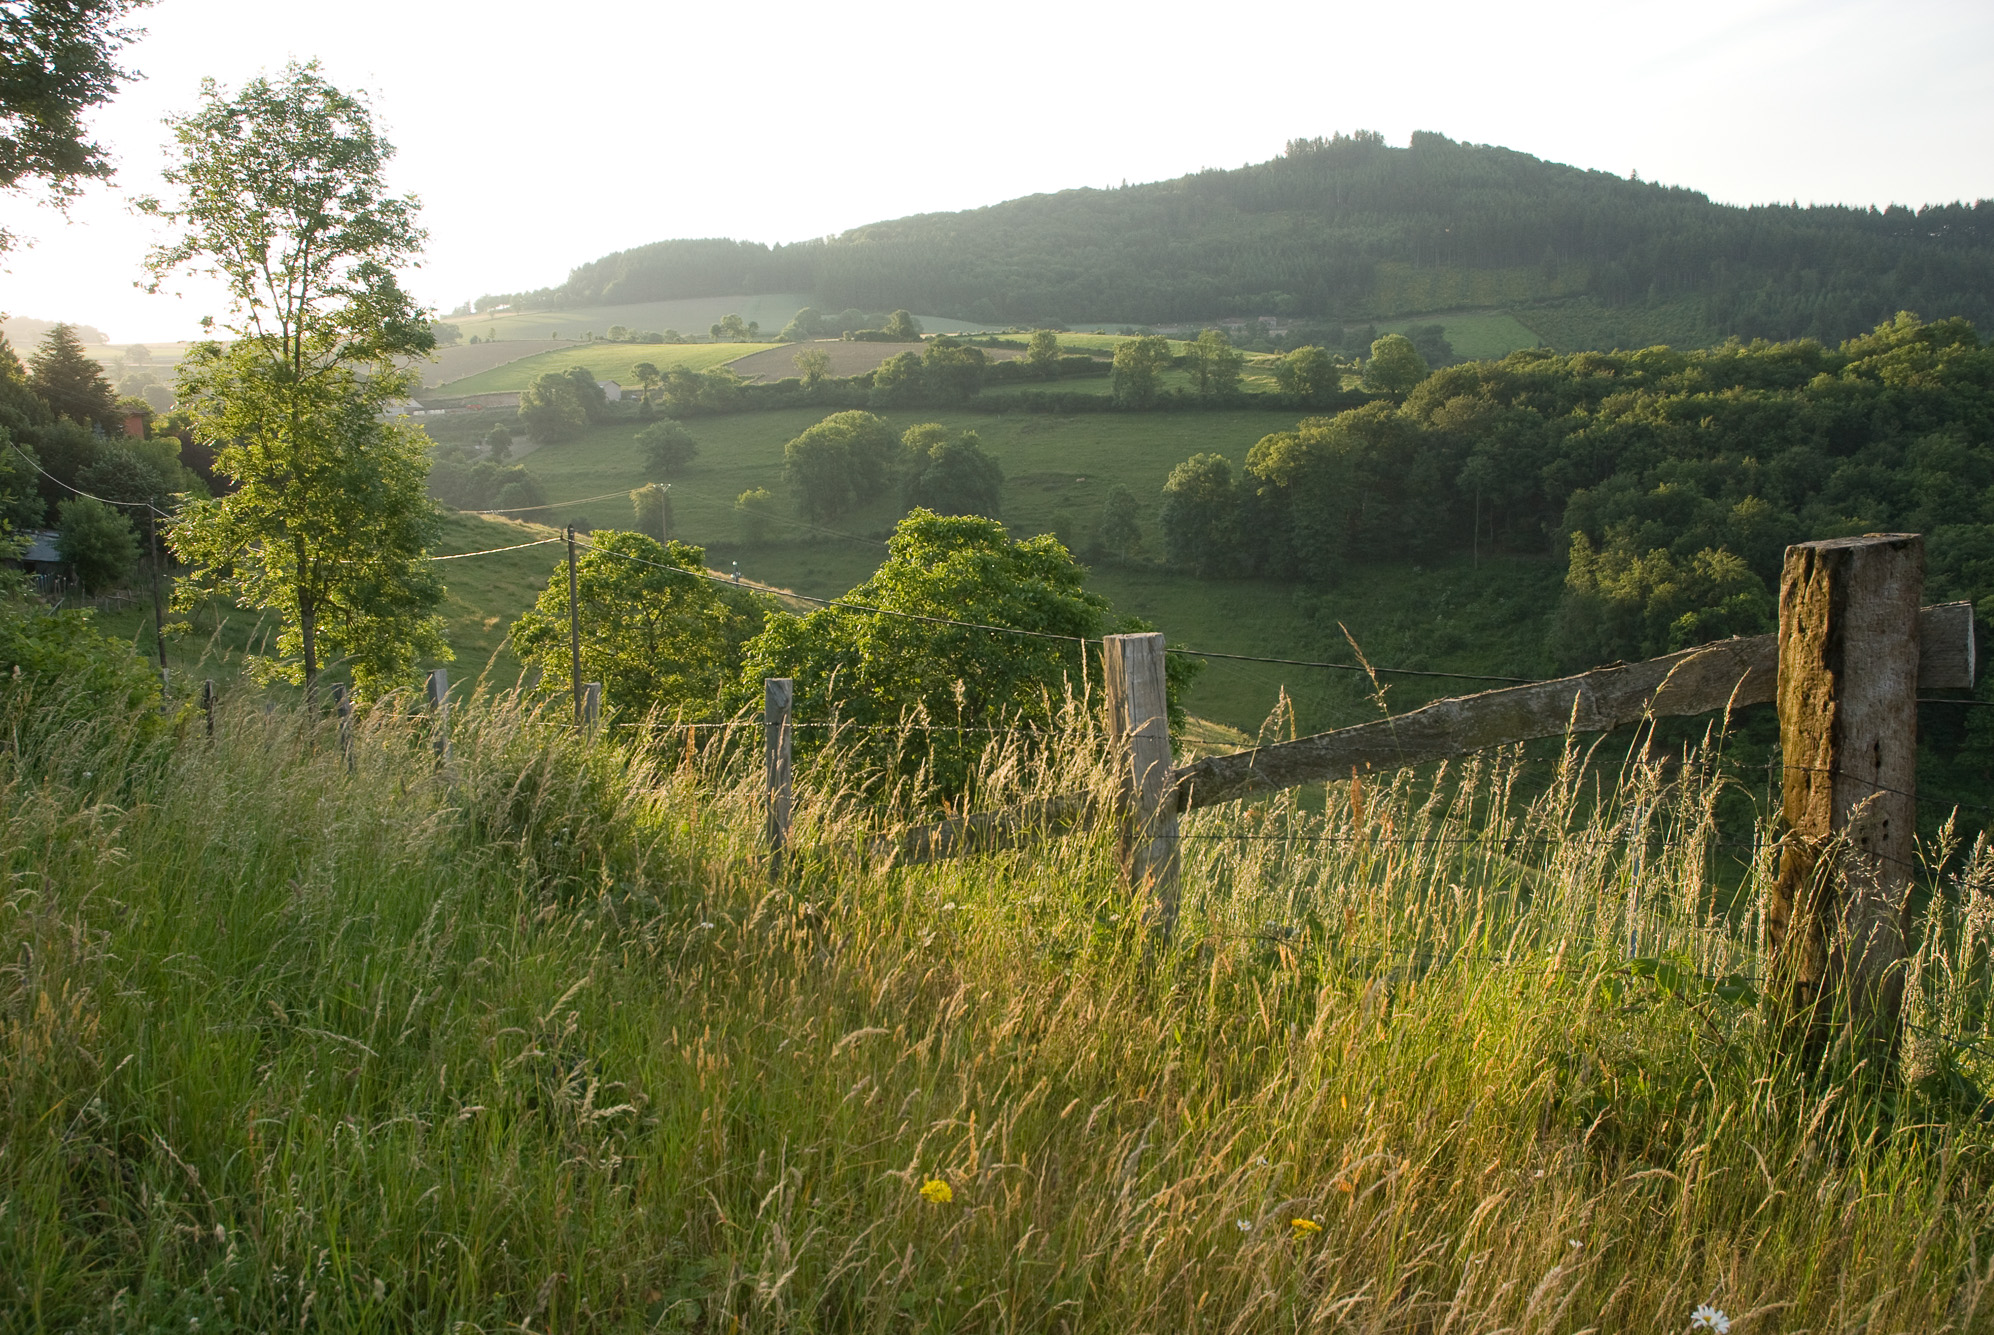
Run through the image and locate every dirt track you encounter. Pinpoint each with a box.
[725,339,1025,382]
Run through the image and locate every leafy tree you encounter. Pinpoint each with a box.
[882,309,921,341]
[1552,532,1771,667]
[145,63,447,699]
[518,371,589,443]
[736,509,1192,795]
[712,313,749,342]
[904,425,1002,517]
[630,482,671,542]
[1111,335,1172,408]
[1025,329,1061,379]
[782,410,900,520]
[1159,452,1240,576]
[511,530,758,722]
[794,347,831,390]
[483,421,514,462]
[429,320,462,346]
[869,350,923,406]
[736,486,776,544]
[1186,328,1244,399]
[1097,483,1143,560]
[565,365,610,422]
[1363,333,1429,393]
[921,339,989,403]
[631,360,661,404]
[636,418,699,476]
[0,0,150,252]
[27,323,117,428]
[76,441,174,506]
[1404,323,1454,368]
[1272,344,1339,401]
[54,495,137,592]
[779,308,821,341]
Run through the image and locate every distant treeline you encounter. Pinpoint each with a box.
[478,133,1994,347]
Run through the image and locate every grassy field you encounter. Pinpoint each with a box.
[413,405,1563,737]
[434,342,781,396]
[1377,310,1545,361]
[455,296,992,344]
[6,678,1990,1330]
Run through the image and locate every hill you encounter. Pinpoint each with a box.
[482,132,1994,350]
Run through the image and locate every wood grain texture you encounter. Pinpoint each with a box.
[1105,633,1180,933]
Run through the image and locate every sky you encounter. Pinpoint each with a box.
[5,0,1991,344]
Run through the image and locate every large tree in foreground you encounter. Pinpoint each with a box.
[144,62,447,699]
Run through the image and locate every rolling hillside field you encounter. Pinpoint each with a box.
[432,342,781,396]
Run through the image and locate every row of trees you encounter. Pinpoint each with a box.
[781,411,1003,522]
[1153,312,1994,669]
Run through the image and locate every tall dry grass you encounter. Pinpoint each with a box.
[2,685,1992,1332]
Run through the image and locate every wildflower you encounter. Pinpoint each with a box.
[1235,1218,1252,1232]
[919,1178,952,1204]
[1290,1218,1322,1237]
[1690,1306,1731,1333]
[1569,1239,1582,1249]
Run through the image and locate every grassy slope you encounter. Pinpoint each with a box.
[4,691,1986,1330]
[458,296,992,344]
[435,343,781,396]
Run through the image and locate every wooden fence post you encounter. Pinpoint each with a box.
[333,683,354,771]
[765,678,793,879]
[202,678,216,740]
[1103,632,1180,935]
[1769,533,1922,1070]
[582,682,602,728]
[427,669,450,761]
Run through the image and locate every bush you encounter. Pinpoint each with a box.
[636,420,699,477]
[55,496,139,592]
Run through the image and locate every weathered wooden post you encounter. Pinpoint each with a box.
[1103,632,1180,935]
[765,678,793,879]
[582,681,602,728]
[202,678,216,740]
[1769,533,1922,1070]
[333,683,354,771]
[426,669,450,761]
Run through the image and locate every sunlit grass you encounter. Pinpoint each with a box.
[4,684,1992,1330]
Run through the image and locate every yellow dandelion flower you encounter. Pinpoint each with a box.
[1290,1218,1322,1237]
[920,1178,953,1204]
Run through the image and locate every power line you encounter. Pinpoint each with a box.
[473,489,631,515]
[430,536,563,561]
[7,441,168,517]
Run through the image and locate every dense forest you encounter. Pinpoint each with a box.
[1152,313,1994,677]
[483,133,1994,346]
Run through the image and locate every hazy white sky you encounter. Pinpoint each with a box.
[5,0,1990,343]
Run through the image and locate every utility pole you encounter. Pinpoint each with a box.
[566,524,583,726]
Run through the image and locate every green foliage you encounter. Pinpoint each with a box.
[1160,453,1240,576]
[565,365,610,422]
[904,424,1003,517]
[0,0,148,251]
[54,495,137,592]
[793,347,831,390]
[146,63,444,696]
[636,418,699,477]
[882,309,921,341]
[1026,329,1061,378]
[0,589,158,717]
[735,486,775,544]
[518,370,589,443]
[483,421,514,462]
[1404,322,1455,367]
[868,349,923,407]
[1097,483,1144,560]
[428,444,544,512]
[1553,533,1773,666]
[26,322,116,429]
[429,320,462,346]
[1111,335,1172,408]
[631,360,662,404]
[921,338,989,404]
[1272,344,1340,402]
[1187,329,1245,400]
[782,410,900,520]
[630,482,671,541]
[737,509,1185,794]
[1363,333,1429,393]
[511,530,757,721]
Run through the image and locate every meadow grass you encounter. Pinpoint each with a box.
[435,344,782,397]
[3,683,1992,1332]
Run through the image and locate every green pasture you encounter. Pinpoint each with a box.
[429,406,1563,735]
[434,342,780,395]
[456,295,992,345]
[1377,310,1544,361]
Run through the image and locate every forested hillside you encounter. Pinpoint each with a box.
[484,132,1994,346]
